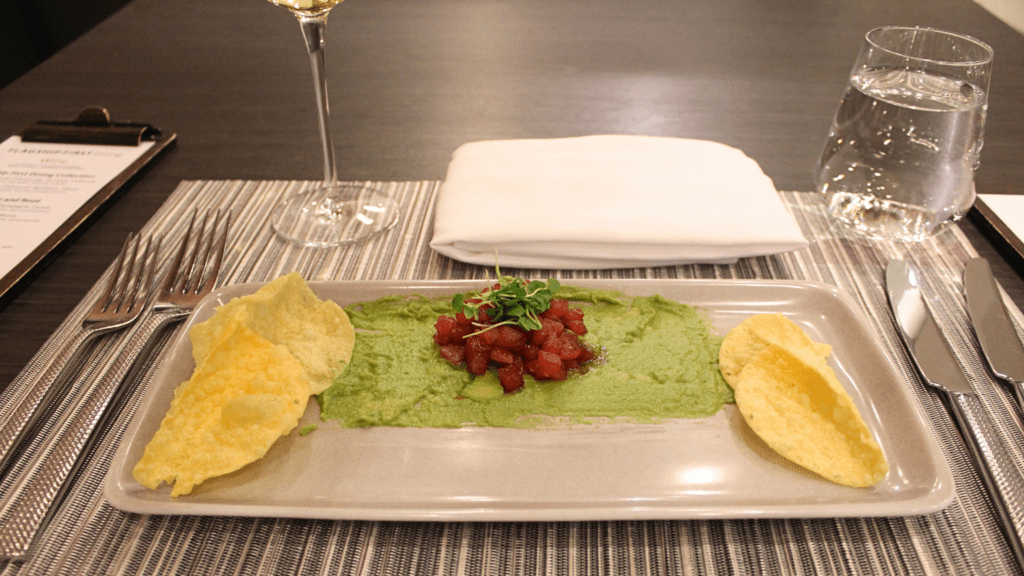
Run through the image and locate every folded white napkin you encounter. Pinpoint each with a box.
[429,135,808,269]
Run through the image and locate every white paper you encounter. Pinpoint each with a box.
[0,135,155,278]
[978,194,1024,243]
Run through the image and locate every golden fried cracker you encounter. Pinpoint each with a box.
[719,313,831,389]
[733,344,888,487]
[190,272,355,394]
[133,327,311,496]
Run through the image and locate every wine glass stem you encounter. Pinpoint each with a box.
[298,15,338,185]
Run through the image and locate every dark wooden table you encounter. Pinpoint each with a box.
[1,0,1023,391]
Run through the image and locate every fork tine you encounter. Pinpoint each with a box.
[192,210,229,295]
[138,235,161,307]
[114,235,145,314]
[183,212,208,295]
[199,211,231,295]
[161,212,196,296]
[159,210,231,299]
[120,234,160,314]
[183,211,218,296]
[98,233,137,314]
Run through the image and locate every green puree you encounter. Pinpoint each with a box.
[317,286,732,428]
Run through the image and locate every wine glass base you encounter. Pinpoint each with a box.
[270,183,401,248]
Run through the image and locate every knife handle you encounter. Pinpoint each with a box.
[948,391,1024,569]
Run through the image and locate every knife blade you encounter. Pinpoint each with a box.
[887,260,973,393]
[965,258,1024,397]
[886,259,1024,570]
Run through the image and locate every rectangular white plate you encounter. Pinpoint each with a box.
[106,279,954,521]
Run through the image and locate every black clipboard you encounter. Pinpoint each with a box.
[969,196,1024,278]
[0,107,176,308]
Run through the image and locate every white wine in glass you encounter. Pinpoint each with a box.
[266,0,400,247]
[270,0,341,16]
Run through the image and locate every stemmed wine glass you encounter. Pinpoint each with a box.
[266,0,400,247]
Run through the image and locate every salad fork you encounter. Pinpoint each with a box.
[82,233,161,337]
[0,232,159,477]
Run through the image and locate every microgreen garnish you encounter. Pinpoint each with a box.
[452,268,560,335]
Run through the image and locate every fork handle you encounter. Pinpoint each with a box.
[947,390,1024,571]
[0,311,188,559]
[0,328,103,479]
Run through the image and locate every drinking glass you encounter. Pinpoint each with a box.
[266,0,400,247]
[815,27,993,241]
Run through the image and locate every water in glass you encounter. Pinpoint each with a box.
[816,27,992,242]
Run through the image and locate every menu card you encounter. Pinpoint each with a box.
[972,193,1024,275]
[977,195,1024,239]
[0,130,172,306]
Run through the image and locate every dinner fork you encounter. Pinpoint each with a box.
[149,209,230,334]
[0,232,159,477]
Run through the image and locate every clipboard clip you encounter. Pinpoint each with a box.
[20,106,163,146]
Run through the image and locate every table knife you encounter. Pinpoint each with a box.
[964,257,1024,412]
[886,259,1024,570]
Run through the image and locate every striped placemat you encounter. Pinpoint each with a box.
[2,180,1023,575]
